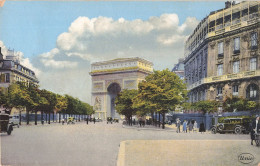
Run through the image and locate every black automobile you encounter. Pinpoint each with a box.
[107,117,113,124]
[0,114,13,135]
[211,118,251,134]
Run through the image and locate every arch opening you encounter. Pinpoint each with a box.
[107,83,121,118]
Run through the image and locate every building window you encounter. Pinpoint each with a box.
[246,84,259,101]
[217,64,223,76]
[251,32,258,49]
[250,58,257,71]
[232,85,238,96]
[218,42,224,58]
[233,61,240,73]
[217,87,223,96]
[234,37,240,54]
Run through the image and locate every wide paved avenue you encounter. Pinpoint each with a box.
[0,122,257,166]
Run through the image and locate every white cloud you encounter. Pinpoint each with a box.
[2,13,199,104]
[40,59,78,69]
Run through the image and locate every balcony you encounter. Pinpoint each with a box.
[204,70,260,84]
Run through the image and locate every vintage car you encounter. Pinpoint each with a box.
[0,114,13,135]
[113,118,119,123]
[9,115,20,128]
[211,118,251,134]
[107,117,113,124]
[67,117,75,124]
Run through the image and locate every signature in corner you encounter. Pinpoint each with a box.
[238,153,255,164]
[0,0,6,7]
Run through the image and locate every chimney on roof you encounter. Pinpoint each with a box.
[225,1,231,8]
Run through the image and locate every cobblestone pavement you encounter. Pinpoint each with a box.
[0,122,258,166]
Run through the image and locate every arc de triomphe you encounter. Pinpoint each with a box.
[89,57,153,120]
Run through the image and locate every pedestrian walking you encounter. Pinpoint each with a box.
[183,120,187,133]
[188,121,193,133]
[199,122,205,134]
[133,119,136,125]
[93,118,96,124]
[176,118,181,133]
[250,115,259,145]
[193,121,198,132]
[61,119,65,125]
[86,117,88,125]
[139,120,142,127]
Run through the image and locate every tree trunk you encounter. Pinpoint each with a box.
[19,110,22,125]
[59,113,61,123]
[158,113,161,128]
[162,112,165,129]
[48,111,51,124]
[26,108,29,125]
[35,110,37,125]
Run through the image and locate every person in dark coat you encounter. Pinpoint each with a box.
[86,116,88,125]
[250,115,259,145]
[199,122,205,134]
[93,118,96,124]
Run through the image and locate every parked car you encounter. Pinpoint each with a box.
[9,115,20,128]
[67,117,75,124]
[0,114,13,135]
[96,118,102,122]
[113,118,119,123]
[211,118,251,134]
[107,117,113,124]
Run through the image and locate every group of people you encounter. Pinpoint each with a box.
[176,119,205,133]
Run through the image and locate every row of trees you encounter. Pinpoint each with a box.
[182,96,259,114]
[0,82,94,125]
[115,69,188,129]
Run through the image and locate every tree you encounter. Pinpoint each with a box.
[115,89,138,125]
[41,89,57,124]
[136,69,187,129]
[55,94,68,123]
[223,96,246,112]
[193,100,219,114]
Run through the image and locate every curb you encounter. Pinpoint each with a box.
[117,141,126,166]
[122,125,212,134]
[122,125,176,132]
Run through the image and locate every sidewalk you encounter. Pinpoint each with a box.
[117,140,260,166]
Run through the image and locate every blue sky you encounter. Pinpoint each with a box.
[0,1,226,103]
[0,1,224,58]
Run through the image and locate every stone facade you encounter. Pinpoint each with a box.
[90,57,153,120]
[0,48,39,88]
[184,1,260,105]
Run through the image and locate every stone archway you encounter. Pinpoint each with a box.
[107,83,121,118]
[90,57,153,120]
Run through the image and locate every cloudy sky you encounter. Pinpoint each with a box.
[0,1,225,104]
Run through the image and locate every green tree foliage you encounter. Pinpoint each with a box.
[136,69,187,129]
[115,89,138,125]
[223,96,259,112]
[193,100,219,114]
[223,96,246,112]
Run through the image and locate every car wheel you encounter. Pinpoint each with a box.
[211,127,217,134]
[218,124,224,131]
[7,126,12,135]
[234,127,242,134]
